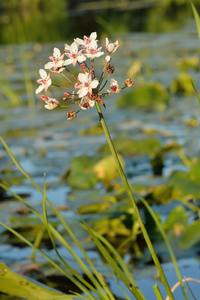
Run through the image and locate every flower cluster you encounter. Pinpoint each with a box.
[36,32,134,120]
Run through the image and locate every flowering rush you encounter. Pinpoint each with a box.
[36,32,134,120]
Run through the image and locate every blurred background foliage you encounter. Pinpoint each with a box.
[1,0,200,44]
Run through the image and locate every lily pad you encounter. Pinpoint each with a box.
[117,82,168,111]
[163,205,188,232]
[181,220,200,249]
[78,123,104,135]
[93,154,125,185]
[0,263,65,300]
[99,136,161,156]
[168,159,200,201]
[176,56,199,70]
[92,217,131,237]
[78,202,112,214]
[170,72,195,95]
[67,155,100,189]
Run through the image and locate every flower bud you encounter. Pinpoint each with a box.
[105,55,112,63]
[124,79,135,87]
[106,64,115,74]
[80,63,86,69]
[67,110,77,120]
[40,95,48,101]
[64,92,70,97]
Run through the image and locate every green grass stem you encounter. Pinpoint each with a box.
[0,222,97,300]
[153,284,165,300]
[95,101,175,300]
[140,197,189,300]
[0,135,143,300]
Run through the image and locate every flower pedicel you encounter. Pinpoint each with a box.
[36,32,134,120]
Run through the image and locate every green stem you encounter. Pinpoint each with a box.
[140,197,189,300]
[95,101,175,300]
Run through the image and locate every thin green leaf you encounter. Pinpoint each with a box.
[153,284,164,300]
[0,137,110,300]
[190,77,200,104]
[79,214,144,300]
[184,280,196,300]
[190,0,200,41]
[0,223,93,299]
[42,178,103,300]
[0,263,64,300]
[140,197,188,300]
[46,200,113,300]
[31,226,46,261]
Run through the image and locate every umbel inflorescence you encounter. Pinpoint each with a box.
[35,32,134,120]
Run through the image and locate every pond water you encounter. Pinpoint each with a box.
[1,19,200,299]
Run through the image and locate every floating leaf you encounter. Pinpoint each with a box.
[78,202,111,214]
[176,56,199,70]
[117,82,168,111]
[163,205,188,232]
[169,159,200,201]
[78,123,104,135]
[170,72,195,95]
[93,154,125,185]
[99,136,161,156]
[0,263,64,300]
[92,218,131,237]
[67,155,99,189]
[181,220,200,248]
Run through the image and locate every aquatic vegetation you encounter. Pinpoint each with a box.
[2,1,200,299]
[117,82,168,111]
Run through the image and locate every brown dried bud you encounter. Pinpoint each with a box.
[124,79,135,87]
[106,64,115,74]
[67,110,77,121]
[92,88,98,100]
[96,96,106,108]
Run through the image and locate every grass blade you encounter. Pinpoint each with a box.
[153,284,164,300]
[0,222,95,299]
[190,0,200,41]
[79,214,145,300]
[140,197,189,300]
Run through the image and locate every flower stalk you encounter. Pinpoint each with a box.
[95,100,175,300]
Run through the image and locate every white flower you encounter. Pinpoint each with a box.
[64,42,86,67]
[44,48,66,73]
[105,38,119,53]
[79,96,95,110]
[36,69,51,94]
[84,41,104,60]
[76,72,99,98]
[107,78,120,94]
[105,55,112,62]
[44,98,59,110]
[74,32,98,48]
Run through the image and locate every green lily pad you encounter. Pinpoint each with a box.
[176,56,199,70]
[99,136,161,156]
[93,154,125,185]
[0,263,65,300]
[170,72,195,95]
[150,185,173,204]
[67,155,100,189]
[92,217,131,237]
[163,205,188,232]
[78,123,104,135]
[181,220,200,249]
[78,202,112,214]
[169,160,200,201]
[117,82,168,111]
